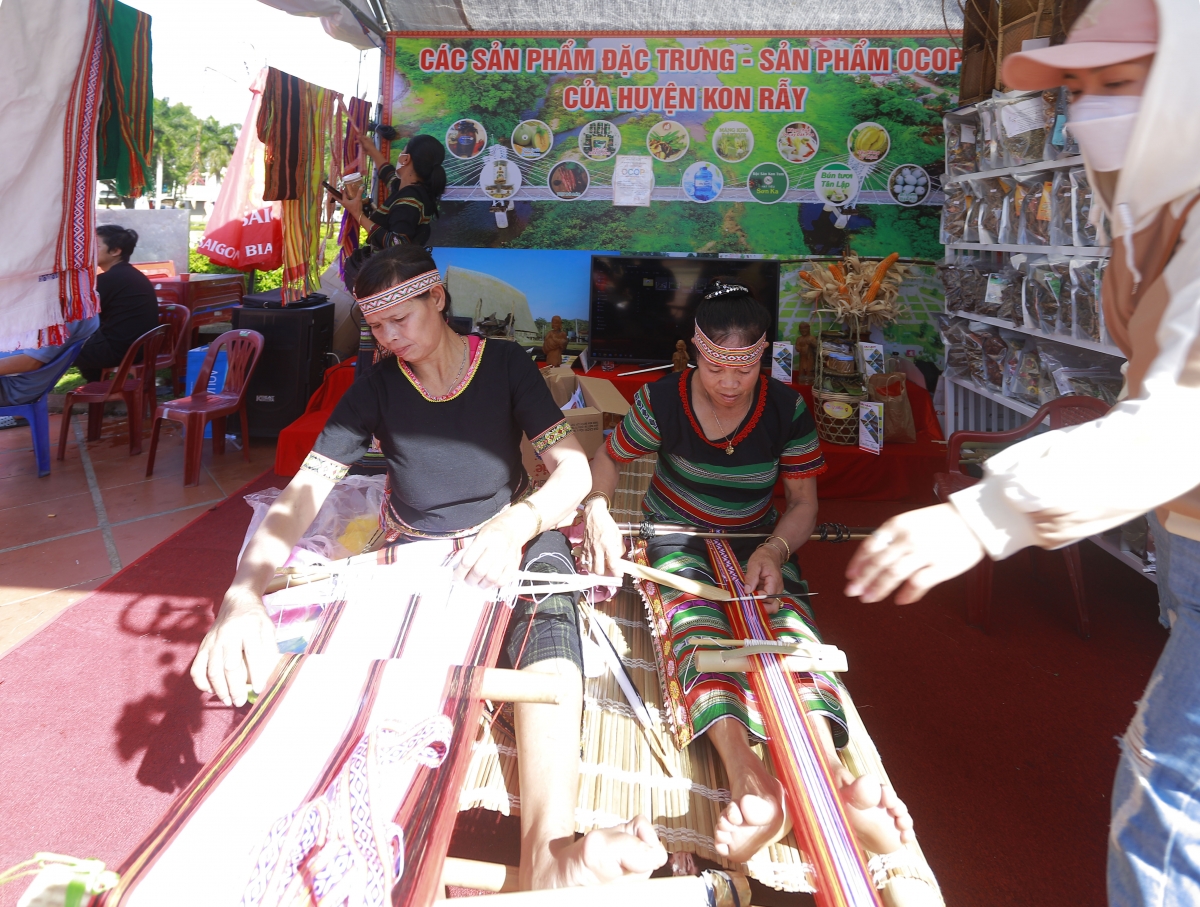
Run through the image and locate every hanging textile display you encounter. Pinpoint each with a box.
[198,68,283,272]
[95,0,153,199]
[338,97,372,281]
[258,67,341,301]
[0,0,104,350]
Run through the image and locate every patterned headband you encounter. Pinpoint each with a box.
[355,268,443,316]
[692,322,767,368]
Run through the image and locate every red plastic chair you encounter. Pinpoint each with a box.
[145,329,265,487]
[155,303,192,397]
[933,395,1111,638]
[56,324,170,459]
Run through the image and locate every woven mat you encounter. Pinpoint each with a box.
[459,458,943,901]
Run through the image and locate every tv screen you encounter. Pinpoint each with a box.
[588,256,780,364]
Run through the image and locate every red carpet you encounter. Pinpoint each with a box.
[0,487,1166,906]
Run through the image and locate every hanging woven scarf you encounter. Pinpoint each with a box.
[338,97,372,282]
[258,68,342,301]
[95,0,153,198]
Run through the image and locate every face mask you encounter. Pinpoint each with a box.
[1066,95,1143,172]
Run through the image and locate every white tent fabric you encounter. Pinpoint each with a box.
[261,0,963,44]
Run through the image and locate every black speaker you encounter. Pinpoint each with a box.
[233,300,335,437]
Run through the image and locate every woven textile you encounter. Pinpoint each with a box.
[0,0,103,350]
[96,0,153,198]
[258,67,342,301]
[337,97,372,281]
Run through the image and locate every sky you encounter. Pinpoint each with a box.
[126,0,380,126]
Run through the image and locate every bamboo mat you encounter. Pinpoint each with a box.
[459,458,943,902]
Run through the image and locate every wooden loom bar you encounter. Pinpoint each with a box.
[441,858,519,893]
[452,871,752,907]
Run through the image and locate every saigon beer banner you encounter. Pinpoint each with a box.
[383,33,961,260]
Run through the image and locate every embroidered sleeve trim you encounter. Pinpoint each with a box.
[301,451,350,482]
[531,419,573,455]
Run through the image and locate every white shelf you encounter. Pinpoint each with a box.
[945,375,1038,418]
[1089,532,1157,584]
[953,312,1125,359]
[943,155,1086,185]
[947,242,1111,256]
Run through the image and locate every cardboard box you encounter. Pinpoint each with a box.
[521,367,630,485]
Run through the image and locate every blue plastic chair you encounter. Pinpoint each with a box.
[0,339,87,477]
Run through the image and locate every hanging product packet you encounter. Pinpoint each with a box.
[940,182,970,244]
[867,373,917,443]
[1050,169,1074,246]
[1042,87,1076,161]
[976,177,1010,245]
[944,109,980,177]
[936,313,971,379]
[1030,256,1070,334]
[962,185,980,243]
[976,99,1004,171]
[1070,257,1106,342]
[1000,181,1023,243]
[1000,329,1025,397]
[1010,340,1042,405]
[965,321,1007,390]
[997,254,1026,325]
[1070,168,1097,247]
[995,90,1051,168]
[1017,173,1053,246]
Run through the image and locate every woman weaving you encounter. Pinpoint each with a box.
[190,245,667,891]
[582,284,915,863]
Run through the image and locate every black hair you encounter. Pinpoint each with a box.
[694,282,771,347]
[354,244,452,320]
[405,134,447,216]
[95,224,138,261]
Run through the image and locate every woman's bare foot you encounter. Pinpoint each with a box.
[709,717,789,862]
[835,769,915,854]
[529,816,668,889]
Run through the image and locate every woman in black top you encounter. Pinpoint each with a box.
[192,245,667,891]
[341,131,446,250]
[76,225,160,381]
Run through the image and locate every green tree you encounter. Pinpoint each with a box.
[149,98,237,197]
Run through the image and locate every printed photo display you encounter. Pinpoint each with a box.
[389,33,961,258]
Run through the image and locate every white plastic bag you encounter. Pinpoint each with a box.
[239,474,386,567]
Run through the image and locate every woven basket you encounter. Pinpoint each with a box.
[813,391,861,446]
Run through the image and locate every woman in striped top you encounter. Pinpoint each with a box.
[582,284,913,864]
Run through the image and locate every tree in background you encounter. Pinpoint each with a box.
[102,99,238,207]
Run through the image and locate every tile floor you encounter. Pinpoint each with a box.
[0,410,277,657]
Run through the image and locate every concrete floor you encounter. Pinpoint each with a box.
[0,410,276,657]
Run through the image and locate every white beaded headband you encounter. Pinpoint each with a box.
[356,268,443,316]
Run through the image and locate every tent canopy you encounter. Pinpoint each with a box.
[260,0,964,50]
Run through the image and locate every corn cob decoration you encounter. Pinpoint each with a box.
[798,253,908,329]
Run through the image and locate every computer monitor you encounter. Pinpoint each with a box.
[588,256,780,364]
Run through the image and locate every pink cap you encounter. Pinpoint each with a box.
[1002,0,1158,90]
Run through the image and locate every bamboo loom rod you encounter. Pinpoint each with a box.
[478,668,565,705]
[441,858,518,893]
[616,522,877,541]
[454,871,751,907]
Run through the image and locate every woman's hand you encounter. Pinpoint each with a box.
[582,498,624,577]
[744,544,785,614]
[457,503,538,589]
[190,587,281,707]
[341,178,365,221]
[844,503,986,604]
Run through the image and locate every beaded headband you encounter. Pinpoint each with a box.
[692,322,767,367]
[355,268,443,316]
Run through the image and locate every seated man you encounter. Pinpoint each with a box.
[582,283,914,863]
[191,245,667,890]
[75,224,159,382]
[0,315,99,412]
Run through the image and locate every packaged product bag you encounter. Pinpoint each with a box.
[867,373,916,443]
[976,177,1010,245]
[940,182,971,244]
[1017,173,1053,246]
[976,99,1004,171]
[1070,168,1097,247]
[995,90,1050,167]
[1070,258,1106,342]
[944,109,980,177]
[1050,169,1074,246]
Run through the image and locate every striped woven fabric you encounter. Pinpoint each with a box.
[337,97,372,282]
[96,0,153,198]
[634,539,846,751]
[708,539,881,907]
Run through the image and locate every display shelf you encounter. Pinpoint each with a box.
[1089,532,1157,584]
[945,375,1038,417]
[943,155,1085,185]
[951,311,1125,358]
[947,242,1111,256]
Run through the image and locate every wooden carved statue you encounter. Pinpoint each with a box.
[795,321,818,384]
[672,339,690,372]
[542,315,569,367]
